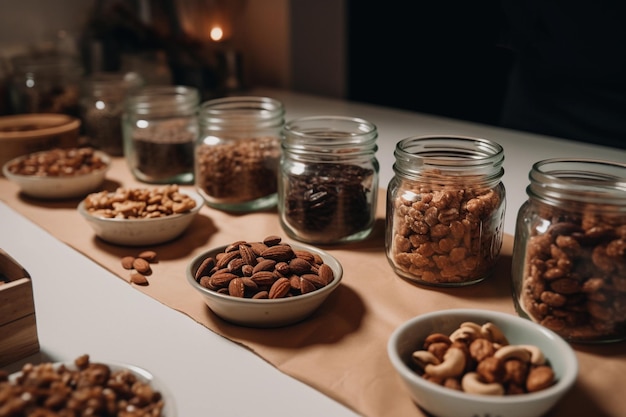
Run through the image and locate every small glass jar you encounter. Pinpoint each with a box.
[80,72,143,156]
[9,54,83,117]
[512,159,626,343]
[195,96,284,212]
[386,136,506,286]
[123,86,199,184]
[279,116,379,244]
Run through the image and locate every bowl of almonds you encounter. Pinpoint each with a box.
[2,147,110,199]
[186,235,343,327]
[387,309,578,417]
[78,185,203,246]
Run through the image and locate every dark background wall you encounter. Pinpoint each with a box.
[346,1,514,126]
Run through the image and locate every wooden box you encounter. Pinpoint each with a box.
[0,249,39,367]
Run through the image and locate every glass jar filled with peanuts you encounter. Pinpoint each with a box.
[123,85,199,184]
[195,96,284,212]
[386,136,506,286]
[512,159,626,343]
[279,116,379,244]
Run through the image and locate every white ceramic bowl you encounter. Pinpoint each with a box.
[187,241,343,327]
[8,358,176,416]
[387,309,578,417]
[2,148,110,199]
[78,191,204,246]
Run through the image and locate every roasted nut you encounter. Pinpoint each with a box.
[6,147,107,177]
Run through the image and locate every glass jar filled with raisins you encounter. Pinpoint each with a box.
[123,86,199,184]
[279,115,379,244]
[386,136,506,287]
[512,158,626,343]
[195,96,284,212]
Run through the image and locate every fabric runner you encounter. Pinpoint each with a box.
[1,157,624,417]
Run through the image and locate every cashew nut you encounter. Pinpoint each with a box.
[462,372,505,396]
[450,326,479,343]
[425,346,466,378]
[481,322,509,345]
[412,350,440,370]
[494,345,532,363]
[517,344,546,365]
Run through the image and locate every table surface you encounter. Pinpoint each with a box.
[2,87,626,417]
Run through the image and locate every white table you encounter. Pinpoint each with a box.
[2,88,625,417]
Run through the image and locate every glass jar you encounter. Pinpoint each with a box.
[195,96,284,212]
[279,115,379,244]
[386,136,506,286]
[9,54,83,117]
[512,159,626,343]
[80,72,143,156]
[123,86,199,184]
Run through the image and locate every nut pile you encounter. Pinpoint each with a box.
[389,180,504,284]
[121,250,158,286]
[5,147,108,177]
[194,236,335,299]
[410,322,555,396]
[83,185,196,219]
[0,354,166,416]
[520,212,626,341]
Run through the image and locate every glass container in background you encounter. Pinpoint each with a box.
[279,116,379,244]
[123,86,199,184]
[512,158,626,343]
[9,54,83,117]
[195,96,284,212]
[386,136,506,286]
[80,72,143,156]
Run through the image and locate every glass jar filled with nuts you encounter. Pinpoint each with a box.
[80,72,143,156]
[279,116,379,244]
[195,96,284,212]
[123,85,199,184]
[386,136,506,286]
[512,158,626,343]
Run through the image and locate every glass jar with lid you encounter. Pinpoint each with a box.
[279,115,379,244]
[512,158,626,343]
[123,85,199,184]
[80,72,143,156]
[9,54,83,117]
[386,136,506,286]
[195,96,284,212]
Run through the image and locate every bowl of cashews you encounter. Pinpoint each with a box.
[387,309,578,417]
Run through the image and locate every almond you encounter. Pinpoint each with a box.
[195,257,216,280]
[130,272,149,286]
[121,256,135,270]
[301,273,326,288]
[289,275,301,291]
[138,250,158,262]
[228,277,246,297]
[318,263,334,285]
[261,244,294,261]
[216,250,240,269]
[269,277,291,299]
[210,272,238,288]
[294,250,315,264]
[252,290,269,299]
[239,244,257,266]
[250,271,276,286]
[225,240,247,252]
[227,258,246,273]
[289,257,311,275]
[132,258,151,274]
[248,241,268,256]
[263,235,282,246]
[252,259,276,274]
[299,276,317,294]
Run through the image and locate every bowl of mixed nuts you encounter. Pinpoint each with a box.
[78,185,203,246]
[0,354,176,417]
[2,147,110,199]
[187,235,343,327]
[387,309,578,417]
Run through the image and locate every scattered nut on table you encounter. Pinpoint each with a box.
[194,235,335,299]
[410,322,555,395]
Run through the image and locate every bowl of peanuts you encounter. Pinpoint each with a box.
[78,185,204,246]
[186,235,343,327]
[387,308,578,417]
[1,354,176,416]
[2,147,111,199]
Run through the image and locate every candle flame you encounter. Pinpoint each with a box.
[210,26,224,42]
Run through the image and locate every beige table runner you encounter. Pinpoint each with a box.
[2,157,625,417]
